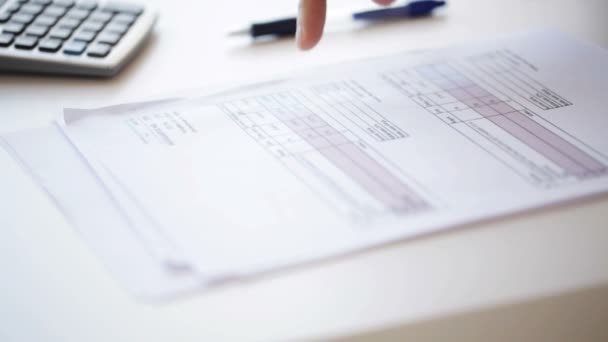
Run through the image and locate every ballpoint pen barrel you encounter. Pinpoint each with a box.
[251,18,298,38]
[353,0,446,20]
[236,0,447,38]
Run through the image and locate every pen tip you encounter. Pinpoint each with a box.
[227,28,250,37]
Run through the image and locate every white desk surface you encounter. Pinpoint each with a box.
[1,0,607,341]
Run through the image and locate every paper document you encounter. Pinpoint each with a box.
[4,31,608,299]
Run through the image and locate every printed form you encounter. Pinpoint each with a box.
[4,31,608,297]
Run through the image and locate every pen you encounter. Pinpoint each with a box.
[229,0,446,38]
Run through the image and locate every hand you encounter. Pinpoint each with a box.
[296,0,396,50]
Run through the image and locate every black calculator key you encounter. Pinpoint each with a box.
[48,26,72,39]
[33,14,58,26]
[62,39,86,54]
[88,10,111,23]
[38,37,62,51]
[25,24,49,36]
[0,11,11,23]
[11,12,34,24]
[32,0,52,5]
[80,19,104,32]
[112,13,135,25]
[52,0,74,8]
[101,2,142,16]
[20,3,44,15]
[0,32,14,46]
[72,29,95,42]
[87,42,110,57]
[75,0,96,11]
[66,7,89,20]
[14,35,37,49]
[104,22,128,35]
[57,17,80,29]
[96,31,119,45]
[43,5,67,17]
[2,21,25,34]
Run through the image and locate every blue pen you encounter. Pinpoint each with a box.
[229,0,446,38]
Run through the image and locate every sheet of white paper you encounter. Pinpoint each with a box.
[60,31,608,279]
[1,124,204,299]
[0,81,311,298]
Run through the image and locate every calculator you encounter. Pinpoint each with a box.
[0,0,157,77]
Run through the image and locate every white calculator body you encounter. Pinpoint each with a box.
[0,0,157,76]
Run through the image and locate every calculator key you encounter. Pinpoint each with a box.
[104,22,127,35]
[48,26,72,39]
[96,31,119,45]
[52,0,74,7]
[72,29,95,42]
[0,32,14,46]
[6,2,21,13]
[43,4,67,17]
[57,17,80,29]
[88,10,111,23]
[62,39,86,54]
[80,19,104,32]
[33,14,58,26]
[75,0,96,11]
[112,13,135,25]
[86,42,110,57]
[11,12,34,24]
[25,24,49,36]
[2,22,25,34]
[0,11,11,23]
[101,2,142,16]
[14,35,37,49]
[66,7,89,20]
[20,3,44,15]
[32,0,52,5]
[38,36,62,51]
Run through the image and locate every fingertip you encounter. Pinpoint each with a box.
[297,0,326,51]
[296,30,321,50]
[297,40,315,51]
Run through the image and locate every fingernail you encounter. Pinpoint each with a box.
[296,3,305,48]
[296,26,303,49]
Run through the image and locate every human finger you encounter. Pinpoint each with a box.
[296,0,327,50]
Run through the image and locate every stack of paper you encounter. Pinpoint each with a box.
[3,31,608,299]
